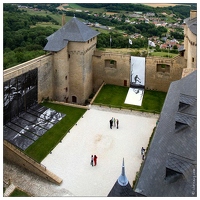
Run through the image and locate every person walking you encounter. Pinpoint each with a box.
[93,155,98,166]
[90,155,93,166]
[116,119,119,129]
[141,147,145,155]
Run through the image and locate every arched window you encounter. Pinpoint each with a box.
[72,96,77,103]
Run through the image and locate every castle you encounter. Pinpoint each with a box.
[3,9,197,196]
[3,11,196,105]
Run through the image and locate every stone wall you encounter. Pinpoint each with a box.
[3,54,54,103]
[145,55,187,92]
[3,50,187,103]
[92,50,131,92]
[3,140,62,185]
[92,51,186,93]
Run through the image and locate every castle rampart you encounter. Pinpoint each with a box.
[3,54,54,103]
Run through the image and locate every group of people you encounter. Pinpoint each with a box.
[90,155,98,166]
[141,147,145,160]
[109,117,119,129]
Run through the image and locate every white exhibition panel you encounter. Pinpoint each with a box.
[124,88,144,106]
[124,56,145,106]
[130,56,145,87]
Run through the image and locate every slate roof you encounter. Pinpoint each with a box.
[108,159,145,197]
[178,45,185,52]
[135,70,197,197]
[184,16,197,35]
[108,181,145,197]
[44,16,100,52]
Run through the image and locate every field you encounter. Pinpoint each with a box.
[58,3,106,13]
[150,51,178,58]
[143,3,181,7]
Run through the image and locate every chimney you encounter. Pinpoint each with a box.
[62,14,66,26]
[190,10,197,20]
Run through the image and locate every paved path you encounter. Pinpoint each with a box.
[3,105,159,197]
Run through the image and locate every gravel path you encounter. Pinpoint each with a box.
[3,105,159,197]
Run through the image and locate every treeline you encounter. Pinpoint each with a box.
[168,4,197,19]
[116,23,167,38]
[77,3,197,18]
[3,4,57,69]
[97,32,148,49]
[77,3,154,13]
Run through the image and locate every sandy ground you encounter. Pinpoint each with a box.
[41,105,158,196]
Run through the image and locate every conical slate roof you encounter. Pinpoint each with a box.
[108,158,145,197]
[44,16,99,52]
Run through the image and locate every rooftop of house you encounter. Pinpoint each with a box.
[184,16,197,35]
[44,16,100,52]
[135,70,197,197]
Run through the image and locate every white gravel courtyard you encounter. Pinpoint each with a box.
[41,105,159,196]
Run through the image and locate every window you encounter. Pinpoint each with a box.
[192,57,194,62]
[165,167,183,183]
[105,59,117,68]
[68,54,70,59]
[157,64,170,73]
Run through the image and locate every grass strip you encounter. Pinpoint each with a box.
[93,84,166,113]
[25,102,86,162]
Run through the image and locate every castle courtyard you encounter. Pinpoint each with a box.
[4,105,159,197]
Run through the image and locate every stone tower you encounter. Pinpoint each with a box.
[44,16,99,104]
[183,10,197,69]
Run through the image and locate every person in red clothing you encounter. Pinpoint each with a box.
[93,155,98,166]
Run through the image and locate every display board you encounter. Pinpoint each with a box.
[130,56,145,88]
[3,69,65,150]
[125,56,146,106]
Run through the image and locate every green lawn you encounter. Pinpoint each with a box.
[9,188,30,197]
[93,84,166,113]
[150,51,178,58]
[66,3,106,13]
[25,102,86,162]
